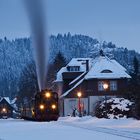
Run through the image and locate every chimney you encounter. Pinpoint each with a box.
[81,59,89,72]
[86,60,89,72]
[100,49,105,56]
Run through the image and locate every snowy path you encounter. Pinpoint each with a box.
[59,121,140,140]
[58,117,140,140]
[0,119,134,140]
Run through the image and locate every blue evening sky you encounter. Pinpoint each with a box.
[0,0,140,52]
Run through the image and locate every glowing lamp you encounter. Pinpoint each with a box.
[77,92,82,98]
[103,83,109,90]
[45,92,51,98]
[2,108,6,113]
[51,104,56,109]
[39,104,44,110]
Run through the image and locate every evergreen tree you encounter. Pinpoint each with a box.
[126,56,140,118]
[133,56,139,76]
[18,61,39,106]
[130,56,140,94]
[0,34,140,98]
[46,51,67,89]
[46,63,56,88]
[53,51,67,73]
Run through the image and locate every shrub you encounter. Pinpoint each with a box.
[95,98,133,119]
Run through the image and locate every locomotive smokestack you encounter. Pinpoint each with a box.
[24,0,49,91]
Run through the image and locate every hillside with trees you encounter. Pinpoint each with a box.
[0,33,140,98]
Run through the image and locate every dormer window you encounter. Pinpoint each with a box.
[101,69,112,73]
[67,66,80,72]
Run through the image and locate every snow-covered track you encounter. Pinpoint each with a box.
[58,121,140,140]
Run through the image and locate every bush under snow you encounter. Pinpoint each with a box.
[95,98,133,119]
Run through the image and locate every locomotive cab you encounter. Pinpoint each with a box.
[33,89,59,121]
[22,89,59,121]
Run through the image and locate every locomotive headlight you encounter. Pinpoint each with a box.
[45,92,51,98]
[39,104,44,110]
[51,104,56,110]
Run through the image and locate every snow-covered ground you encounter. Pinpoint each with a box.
[59,116,140,140]
[0,117,140,140]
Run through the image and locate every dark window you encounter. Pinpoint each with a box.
[98,81,104,91]
[110,81,117,91]
[67,66,80,72]
[101,70,112,73]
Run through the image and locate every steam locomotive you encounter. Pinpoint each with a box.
[21,89,59,121]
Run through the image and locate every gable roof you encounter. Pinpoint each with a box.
[56,67,67,82]
[0,97,17,110]
[0,97,11,104]
[56,58,92,82]
[67,58,92,69]
[85,56,131,79]
[60,77,84,98]
[59,56,131,98]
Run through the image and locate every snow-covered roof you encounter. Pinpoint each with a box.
[69,72,87,85]
[60,78,85,98]
[111,60,127,71]
[0,97,17,110]
[60,56,131,98]
[55,58,92,82]
[56,56,131,83]
[67,58,92,70]
[56,67,67,82]
[85,56,131,79]
[0,97,17,106]
[10,97,17,104]
[0,97,11,104]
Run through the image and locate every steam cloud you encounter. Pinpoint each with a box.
[24,0,49,91]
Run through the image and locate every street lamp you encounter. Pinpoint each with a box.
[77,92,82,98]
[77,92,82,117]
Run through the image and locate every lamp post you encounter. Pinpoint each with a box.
[77,92,82,117]
[103,82,109,113]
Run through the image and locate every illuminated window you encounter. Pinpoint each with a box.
[1,107,7,113]
[98,81,117,91]
[110,81,117,91]
[98,81,109,91]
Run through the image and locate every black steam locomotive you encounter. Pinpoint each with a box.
[21,89,59,121]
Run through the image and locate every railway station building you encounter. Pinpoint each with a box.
[55,53,131,116]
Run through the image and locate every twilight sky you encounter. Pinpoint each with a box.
[0,0,140,52]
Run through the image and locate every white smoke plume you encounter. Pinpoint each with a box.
[24,0,49,91]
